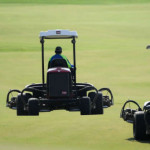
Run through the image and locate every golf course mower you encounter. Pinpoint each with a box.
[6,29,114,116]
[120,45,150,140]
[120,100,150,140]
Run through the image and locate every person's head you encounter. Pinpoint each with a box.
[55,46,62,54]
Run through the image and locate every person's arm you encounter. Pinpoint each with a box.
[67,58,74,68]
[61,55,72,68]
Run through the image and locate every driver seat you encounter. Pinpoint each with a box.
[48,58,68,69]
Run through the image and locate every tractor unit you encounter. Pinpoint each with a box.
[6,29,114,116]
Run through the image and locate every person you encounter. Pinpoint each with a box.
[49,46,74,68]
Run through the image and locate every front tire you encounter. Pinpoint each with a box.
[92,92,103,114]
[28,98,39,116]
[133,111,147,140]
[89,92,103,114]
[16,94,26,116]
[80,97,91,115]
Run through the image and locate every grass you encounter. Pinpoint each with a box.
[0,0,150,4]
[1,2,150,150]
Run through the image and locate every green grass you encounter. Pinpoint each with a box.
[1,2,150,150]
[0,0,150,4]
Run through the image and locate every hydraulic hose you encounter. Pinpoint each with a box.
[20,87,46,105]
[6,89,21,104]
[120,100,142,119]
[77,85,98,104]
[98,88,114,105]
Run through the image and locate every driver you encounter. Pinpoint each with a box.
[49,46,73,68]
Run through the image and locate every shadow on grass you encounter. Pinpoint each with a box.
[127,137,150,143]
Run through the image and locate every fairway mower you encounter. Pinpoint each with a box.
[120,45,150,140]
[120,100,150,140]
[6,29,114,116]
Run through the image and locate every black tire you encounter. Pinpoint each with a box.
[92,92,103,115]
[133,111,147,140]
[28,98,39,116]
[16,94,26,116]
[80,96,91,115]
[88,92,96,102]
[24,93,32,103]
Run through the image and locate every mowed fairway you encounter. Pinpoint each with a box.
[1,1,150,150]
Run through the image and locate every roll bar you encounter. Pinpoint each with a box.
[40,35,77,88]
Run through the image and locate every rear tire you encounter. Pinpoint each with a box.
[133,111,147,140]
[28,98,39,116]
[80,97,91,115]
[16,94,27,116]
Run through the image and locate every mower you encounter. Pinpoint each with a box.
[6,29,114,116]
[120,100,150,140]
[120,45,150,140]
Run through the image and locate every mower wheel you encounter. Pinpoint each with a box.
[24,93,32,103]
[88,92,96,102]
[80,96,91,115]
[92,92,103,115]
[16,94,27,116]
[133,111,147,140]
[28,98,39,116]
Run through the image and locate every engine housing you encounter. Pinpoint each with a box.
[47,67,72,98]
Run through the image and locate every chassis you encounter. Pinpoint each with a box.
[6,29,114,116]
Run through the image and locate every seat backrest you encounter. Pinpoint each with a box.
[48,58,68,68]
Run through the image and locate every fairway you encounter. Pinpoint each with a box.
[1,1,150,150]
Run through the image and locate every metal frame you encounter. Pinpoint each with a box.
[40,36,77,88]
